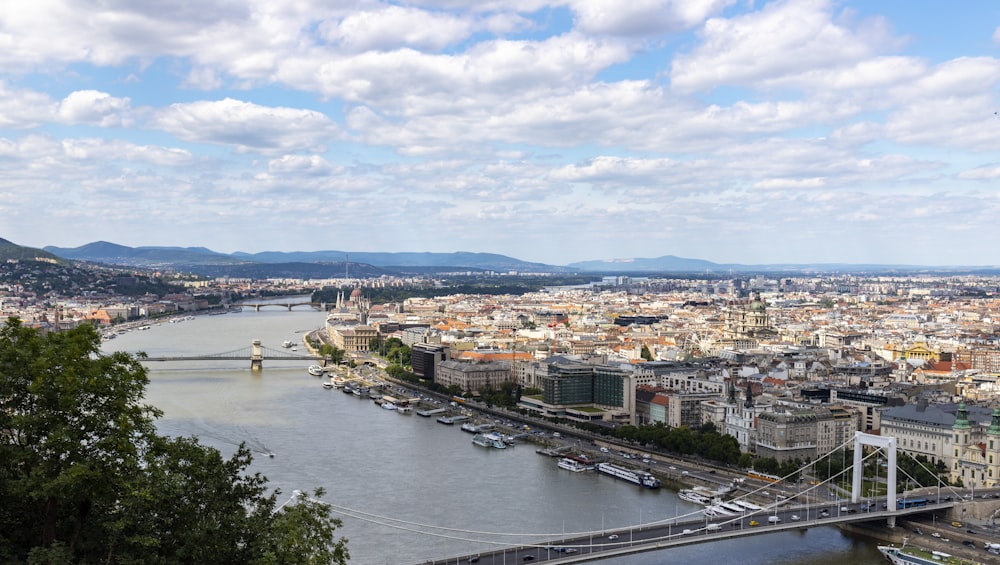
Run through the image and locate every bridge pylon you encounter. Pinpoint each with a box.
[852,431,897,527]
[251,339,263,371]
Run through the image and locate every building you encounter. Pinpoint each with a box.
[754,406,858,463]
[952,404,1000,489]
[327,324,378,352]
[411,343,448,381]
[435,360,512,393]
[879,399,956,468]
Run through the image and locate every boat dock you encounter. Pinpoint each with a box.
[417,408,447,417]
[437,415,470,425]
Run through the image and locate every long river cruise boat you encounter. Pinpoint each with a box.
[596,462,660,489]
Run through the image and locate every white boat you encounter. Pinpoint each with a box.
[322,381,333,389]
[331,376,346,388]
[678,489,712,505]
[717,501,746,514]
[381,402,397,411]
[730,499,762,512]
[307,365,324,376]
[472,432,507,449]
[557,458,594,472]
[461,422,494,433]
[878,543,983,565]
[703,504,735,517]
[596,463,660,489]
[282,340,294,348]
[396,405,413,414]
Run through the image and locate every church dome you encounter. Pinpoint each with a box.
[350,288,363,299]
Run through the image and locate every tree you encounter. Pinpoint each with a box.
[0,318,348,563]
[640,344,653,361]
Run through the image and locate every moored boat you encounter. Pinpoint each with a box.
[678,489,712,505]
[472,432,507,449]
[878,543,984,565]
[557,458,594,472]
[307,365,324,376]
[596,462,660,489]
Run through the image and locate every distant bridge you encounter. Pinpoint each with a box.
[239,302,327,312]
[140,340,328,371]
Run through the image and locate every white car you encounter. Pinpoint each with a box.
[790,515,801,521]
[607,534,619,540]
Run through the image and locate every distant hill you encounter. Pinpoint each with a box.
[232,250,570,272]
[0,238,65,263]
[45,242,573,273]
[566,255,997,274]
[567,255,723,272]
[45,241,248,266]
[36,239,1000,276]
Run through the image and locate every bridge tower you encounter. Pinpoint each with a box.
[251,339,263,371]
[851,431,897,527]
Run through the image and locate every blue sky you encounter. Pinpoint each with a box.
[3,0,1000,267]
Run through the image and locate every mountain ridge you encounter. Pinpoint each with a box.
[35,239,1000,274]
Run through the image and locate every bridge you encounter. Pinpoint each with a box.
[140,340,327,371]
[239,302,326,312]
[419,432,984,564]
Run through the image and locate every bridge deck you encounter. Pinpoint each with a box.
[428,502,953,564]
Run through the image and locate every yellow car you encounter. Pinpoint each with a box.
[951,521,962,527]
[749,520,759,527]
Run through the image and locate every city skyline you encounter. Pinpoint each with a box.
[2,1,1000,267]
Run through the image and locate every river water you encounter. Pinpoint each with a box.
[101,300,887,564]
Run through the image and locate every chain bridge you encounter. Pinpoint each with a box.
[140,340,327,370]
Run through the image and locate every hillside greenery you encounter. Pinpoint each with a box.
[0,319,348,563]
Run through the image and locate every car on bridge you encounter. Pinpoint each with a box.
[749,520,759,527]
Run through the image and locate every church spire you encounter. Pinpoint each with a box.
[988,407,1000,436]
[954,402,971,430]
[743,380,754,410]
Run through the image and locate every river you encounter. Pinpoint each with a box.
[101,300,887,564]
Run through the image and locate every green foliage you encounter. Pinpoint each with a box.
[477,381,518,408]
[640,344,653,361]
[0,318,348,563]
[610,422,742,465]
[319,343,346,365]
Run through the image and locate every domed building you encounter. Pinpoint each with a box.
[719,291,778,350]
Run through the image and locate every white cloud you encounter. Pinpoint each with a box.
[753,177,825,189]
[0,81,56,128]
[670,0,899,93]
[57,90,132,127]
[570,0,734,36]
[60,138,193,165]
[150,98,339,153]
[320,6,473,52]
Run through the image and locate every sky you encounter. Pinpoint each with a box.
[3,0,1000,267]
